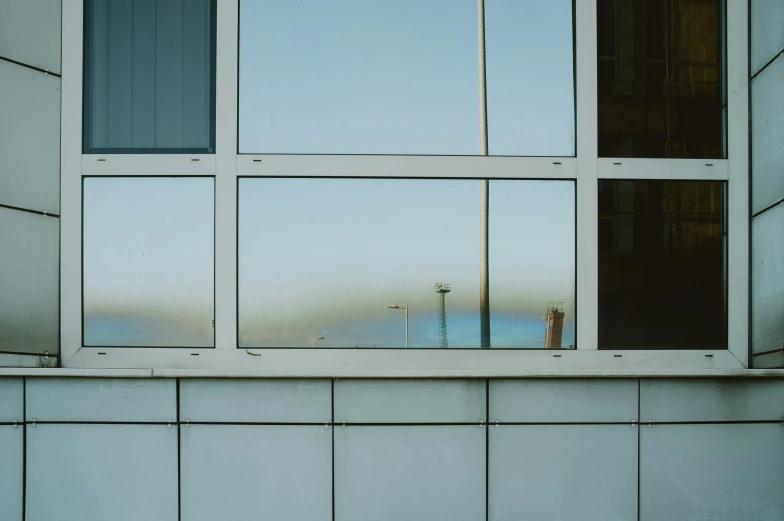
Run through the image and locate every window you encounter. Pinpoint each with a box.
[597,0,726,158]
[238,178,575,348]
[238,0,574,156]
[83,0,216,153]
[598,180,727,349]
[82,177,215,347]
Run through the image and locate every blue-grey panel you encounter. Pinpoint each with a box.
[490,379,637,423]
[0,61,60,215]
[753,202,784,356]
[334,380,486,424]
[335,426,485,521]
[641,424,784,521]
[489,426,637,521]
[181,425,331,521]
[0,207,59,356]
[26,424,178,521]
[179,379,331,423]
[0,0,61,73]
[0,378,23,422]
[752,56,784,215]
[26,378,176,422]
[0,427,23,521]
[751,0,784,75]
[640,379,784,422]
[754,350,784,369]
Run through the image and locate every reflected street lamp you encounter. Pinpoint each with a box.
[312,336,324,348]
[387,305,409,348]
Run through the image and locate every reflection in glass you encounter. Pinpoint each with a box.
[598,180,727,349]
[239,0,576,156]
[597,0,725,158]
[84,0,215,152]
[83,177,214,347]
[485,0,575,156]
[238,178,575,348]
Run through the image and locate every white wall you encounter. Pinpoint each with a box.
[2,377,784,521]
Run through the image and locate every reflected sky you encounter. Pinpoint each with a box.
[83,178,214,347]
[239,0,574,155]
[239,179,575,348]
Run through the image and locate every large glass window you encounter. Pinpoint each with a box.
[597,0,725,158]
[83,177,215,347]
[83,0,216,153]
[238,178,575,348]
[598,180,726,349]
[238,0,574,156]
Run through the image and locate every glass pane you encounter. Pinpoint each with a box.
[490,426,637,521]
[335,426,485,521]
[598,180,727,349]
[597,0,725,159]
[83,177,214,347]
[238,178,575,348]
[26,424,178,521]
[752,203,784,356]
[0,207,58,356]
[751,0,784,76]
[181,426,331,521]
[751,55,784,215]
[239,0,478,154]
[84,0,214,152]
[489,181,575,348]
[485,0,575,156]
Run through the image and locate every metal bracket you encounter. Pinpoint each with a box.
[479,419,486,428]
[341,421,346,428]
[647,420,652,428]
[185,419,190,428]
[31,418,37,427]
[631,419,637,428]
[495,420,499,428]
[13,420,18,428]
[324,422,330,429]
[167,420,172,428]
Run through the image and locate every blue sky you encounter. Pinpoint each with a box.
[239,0,575,155]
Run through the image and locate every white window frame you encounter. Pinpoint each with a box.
[59,0,750,372]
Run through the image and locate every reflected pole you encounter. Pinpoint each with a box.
[478,0,490,348]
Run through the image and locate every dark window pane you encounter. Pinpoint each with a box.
[238,179,575,348]
[84,0,215,153]
[597,0,725,158]
[598,180,727,349]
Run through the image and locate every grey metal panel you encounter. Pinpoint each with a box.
[640,379,784,422]
[0,378,23,422]
[490,379,638,423]
[334,379,486,424]
[0,0,61,73]
[180,425,331,521]
[179,379,331,423]
[0,61,60,214]
[753,203,784,356]
[752,57,784,215]
[0,427,23,521]
[754,351,784,369]
[751,0,784,75]
[641,424,784,521]
[489,426,637,521]
[26,378,176,422]
[26,424,178,521]
[335,426,485,521]
[0,207,59,356]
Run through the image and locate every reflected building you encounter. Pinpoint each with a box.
[544,302,565,349]
[598,0,725,158]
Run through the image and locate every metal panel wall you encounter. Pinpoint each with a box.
[0,0,62,73]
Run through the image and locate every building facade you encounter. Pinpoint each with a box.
[1,0,784,519]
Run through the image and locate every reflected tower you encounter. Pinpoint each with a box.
[434,283,452,348]
[544,302,565,349]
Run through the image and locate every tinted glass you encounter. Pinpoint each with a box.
[239,0,575,156]
[83,177,214,347]
[238,178,575,348]
[84,0,215,152]
[598,180,726,349]
[597,0,725,158]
